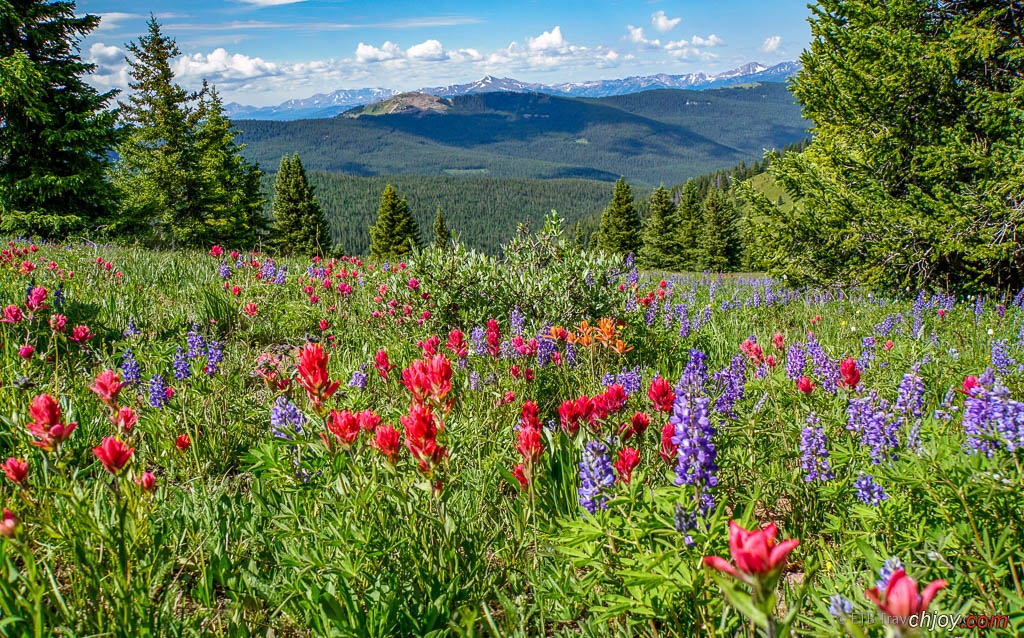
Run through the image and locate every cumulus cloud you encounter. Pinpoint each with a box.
[626,25,660,48]
[355,41,403,63]
[650,10,681,33]
[526,26,566,51]
[691,34,724,47]
[406,39,447,61]
[760,36,782,52]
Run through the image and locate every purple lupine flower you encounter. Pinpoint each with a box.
[800,412,833,482]
[674,504,697,547]
[260,259,277,281]
[679,348,708,392]
[615,365,642,396]
[624,252,635,268]
[219,261,231,279]
[186,325,206,359]
[996,304,1005,318]
[173,346,191,381]
[875,557,903,591]
[713,355,746,417]
[896,373,925,418]
[625,295,637,312]
[585,271,595,288]
[382,261,390,272]
[1017,319,1024,348]
[857,336,876,370]
[963,384,1024,454]
[121,348,141,385]
[846,392,901,464]
[123,317,141,338]
[565,343,579,368]
[602,372,616,386]
[874,313,898,337]
[1014,288,1024,308]
[807,337,840,395]
[677,304,690,338]
[663,300,674,329]
[785,342,807,381]
[348,370,368,391]
[149,374,168,409]
[911,291,927,339]
[273,266,287,285]
[829,594,854,617]
[645,301,657,326]
[470,326,486,356]
[536,331,556,367]
[991,340,1016,377]
[854,473,888,506]
[670,389,718,489]
[974,296,984,322]
[510,306,526,336]
[271,396,305,440]
[469,371,480,391]
[205,340,224,375]
[578,441,616,514]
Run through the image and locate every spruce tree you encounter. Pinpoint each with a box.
[697,188,735,272]
[750,0,1024,291]
[369,184,419,259]
[0,1,119,238]
[272,154,330,255]
[638,186,678,270]
[432,207,450,250]
[675,181,702,271]
[598,177,641,257]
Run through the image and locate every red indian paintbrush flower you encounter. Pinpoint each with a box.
[558,399,582,435]
[90,369,125,410]
[324,409,361,449]
[401,353,453,408]
[69,325,95,343]
[614,447,640,484]
[520,401,540,430]
[357,409,381,431]
[883,339,894,351]
[486,319,501,357]
[373,424,403,464]
[18,345,33,358]
[374,349,394,379]
[401,403,447,473]
[513,464,529,490]
[25,393,77,452]
[111,406,138,433]
[243,302,258,316]
[864,569,946,625]
[3,458,28,487]
[660,422,677,465]
[2,305,22,323]
[175,434,191,451]
[93,437,135,474]
[618,411,650,441]
[26,286,46,311]
[648,377,675,413]
[446,329,468,358]
[772,333,785,350]
[134,471,157,493]
[296,343,341,407]
[516,426,544,463]
[740,338,765,364]
[0,509,19,538]
[960,376,980,395]
[797,376,815,394]
[839,357,860,389]
[703,521,800,585]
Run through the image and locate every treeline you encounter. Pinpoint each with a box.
[265,173,641,255]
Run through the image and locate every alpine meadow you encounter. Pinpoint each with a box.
[0,1,1022,637]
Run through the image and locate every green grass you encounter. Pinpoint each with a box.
[0,231,1021,636]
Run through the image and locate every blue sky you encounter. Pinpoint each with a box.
[78,0,812,105]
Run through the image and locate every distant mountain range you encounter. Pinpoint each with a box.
[235,82,809,186]
[225,61,800,121]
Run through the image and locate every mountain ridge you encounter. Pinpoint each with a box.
[225,61,800,121]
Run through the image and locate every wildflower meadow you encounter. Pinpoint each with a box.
[1,217,1022,636]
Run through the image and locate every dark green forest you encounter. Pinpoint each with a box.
[263,173,647,256]
[236,84,808,187]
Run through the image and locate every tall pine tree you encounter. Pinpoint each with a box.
[697,187,736,272]
[272,154,330,255]
[113,18,264,247]
[369,184,419,259]
[432,207,450,250]
[597,177,641,257]
[638,185,678,270]
[675,181,703,271]
[0,1,119,237]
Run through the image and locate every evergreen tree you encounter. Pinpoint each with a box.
[113,18,264,247]
[748,0,1024,292]
[369,184,420,259]
[0,1,119,237]
[598,177,641,256]
[638,186,678,270]
[432,207,450,250]
[697,188,736,272]
[675,181,702,271]
[272,154,330,255]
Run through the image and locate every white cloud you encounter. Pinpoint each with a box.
[407,39,447,61]
[88,42,124,66]
[355,41,403,63]
[626,25,660,48]
[650,10,681,33]
[760,36,782,52]
[526,26,566,51]
[691,34,724,47]
[176,48,280,81]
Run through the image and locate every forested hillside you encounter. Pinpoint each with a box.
[236,83,808,187]
[267,173,647,255]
